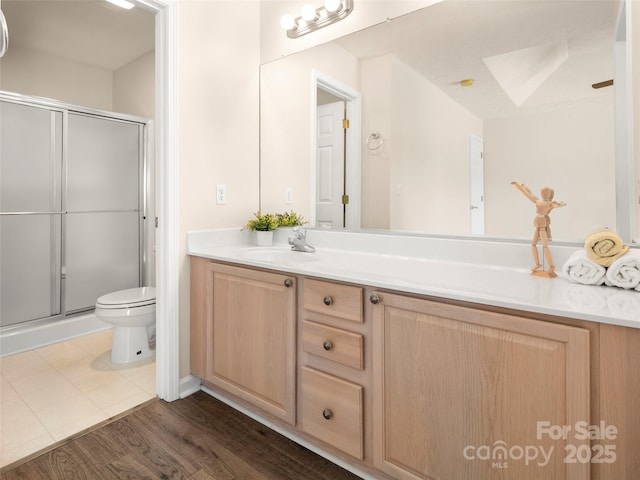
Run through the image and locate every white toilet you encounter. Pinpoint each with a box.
[95,286,156,364]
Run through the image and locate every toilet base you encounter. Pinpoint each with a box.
[110,326,154,364]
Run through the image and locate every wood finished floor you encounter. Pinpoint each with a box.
[0,390,361,480]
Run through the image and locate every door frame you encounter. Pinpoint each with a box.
[311,70,362,229]
[135,0,180,401]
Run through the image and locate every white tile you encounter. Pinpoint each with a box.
[82,375,150,412]
[124,364,156,396]
[35,340,92,371]
[0,350,54,382]
[0,331,155,467]
[35,395,107,441]
[0,382,32,427]
[8,367,68,397]
[17,378,84,413]
[71,330,113,357]
[0,412,54,468]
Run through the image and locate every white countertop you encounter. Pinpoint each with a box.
[187,228,640,329]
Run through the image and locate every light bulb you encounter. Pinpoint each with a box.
[280,14,296,30]
[324,0,341,13]
[301,4,317,21]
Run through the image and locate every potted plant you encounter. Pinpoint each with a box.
[275,210,306,228]
[244,211,278,246]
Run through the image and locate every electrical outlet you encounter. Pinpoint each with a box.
[216,184,227,205]
[285,187,293,204]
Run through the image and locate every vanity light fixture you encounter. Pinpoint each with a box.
[281,0,354,38]
[105,0,135,10]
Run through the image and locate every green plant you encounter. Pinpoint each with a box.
[244,211,279,231]
[276,210,306,227]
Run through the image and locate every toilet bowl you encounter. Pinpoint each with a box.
[95,286,156,364]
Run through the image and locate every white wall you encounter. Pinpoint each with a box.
[361,55,392,229]
[361,54,483,233]
[114,51,155,120]
[260,0,440,62]
[177,1,261,377]
[0,46,113,110]
[484,97,615,242]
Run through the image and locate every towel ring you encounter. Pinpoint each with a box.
[366,132,383,150]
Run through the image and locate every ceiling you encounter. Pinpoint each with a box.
[1,0,155,71]
[1,0,622,119]
[334,0,622,119]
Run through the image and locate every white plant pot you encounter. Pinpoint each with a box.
[255,230,274,246]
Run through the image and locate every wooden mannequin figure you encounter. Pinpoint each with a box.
[511,181,567,278]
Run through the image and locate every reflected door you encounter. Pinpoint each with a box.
[469,135,485,235]
[316,101,345,228]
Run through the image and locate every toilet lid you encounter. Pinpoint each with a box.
[96,286,156,309]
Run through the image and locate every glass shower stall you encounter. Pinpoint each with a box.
[0,94,149,329]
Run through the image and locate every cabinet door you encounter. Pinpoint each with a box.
[371,292,590,480]
[202,262,297,425]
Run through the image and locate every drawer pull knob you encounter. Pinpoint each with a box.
[370,294,381,304]
[323,340,333,351]
[323,296,333,306]
[284,278,293,288]
[322,408,333,420]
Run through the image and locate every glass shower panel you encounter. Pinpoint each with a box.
[65,113,142,312]
[0,215,62,326]
[67,114,140,211]
[0,101,63,212]
[0,101,63,327]
[65,212,140,312]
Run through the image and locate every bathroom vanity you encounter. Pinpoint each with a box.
[188,229,640,480]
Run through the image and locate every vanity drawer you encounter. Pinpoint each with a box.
[303,279,363,323]
[302,320,363,370]
[301,367,363,459]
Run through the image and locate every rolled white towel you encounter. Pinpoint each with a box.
[562,250,607,286]
[605,250,640,291]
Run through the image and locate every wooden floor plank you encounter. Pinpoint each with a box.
[1,391,361,480]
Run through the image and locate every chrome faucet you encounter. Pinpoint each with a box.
[288,227,316,253]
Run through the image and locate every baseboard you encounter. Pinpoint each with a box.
[179,374,202,399]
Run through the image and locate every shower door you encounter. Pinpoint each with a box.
[65,113,142,313]
[0,101,63,326]
[1,98,145,327]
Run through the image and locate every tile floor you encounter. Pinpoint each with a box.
[0,329,156,468]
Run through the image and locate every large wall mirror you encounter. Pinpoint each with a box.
[260,0,638,243]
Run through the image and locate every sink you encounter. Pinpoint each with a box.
[238,246,319,264]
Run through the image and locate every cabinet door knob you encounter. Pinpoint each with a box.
[323,340,333,351]
[284,278,293,287]
[370,294,381,304]
[323,296,333,306]
[322,408,333,420]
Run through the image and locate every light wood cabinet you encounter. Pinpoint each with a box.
[190,256,639,480]
[299,278,368,461]
[190,257,296,425]
[300,366,364,459]
[370,291,591,480]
